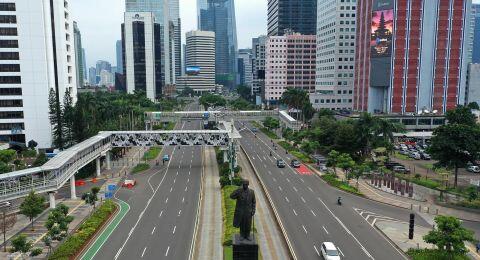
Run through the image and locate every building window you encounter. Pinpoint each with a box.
[0,27,17,36]
[0,64,19,72]
[0,123,24,130]
[0,88,21,95]
[0,111,23,119]
[0,40,18,48]
[0,52,18,60]
[0,76,20,84]
[0,99,22,107]
[0,15,16,24]
[0,3,15,11]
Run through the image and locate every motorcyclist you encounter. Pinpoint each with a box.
[337,197,342,205]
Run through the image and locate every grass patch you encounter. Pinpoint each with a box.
[423,163,451,174]
[396,174,441,189]
[131,163,150,174]
[143,147,161,161]
[152,122,175,130]
[321,174,363,196]
[48,200,117,260]
[252,122,279,139]
[406,249,469,260]
[224,246,233,260]
[278,141,312,163]
[222,185,239,246]
[393,151,412,161]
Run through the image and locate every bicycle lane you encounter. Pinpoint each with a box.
[80,199,130,260]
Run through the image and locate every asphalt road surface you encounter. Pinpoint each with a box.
[94,103,203,260]
[237,122,431,260]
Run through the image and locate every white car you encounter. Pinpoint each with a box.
[320,242,341,260]
[467,165,480,173]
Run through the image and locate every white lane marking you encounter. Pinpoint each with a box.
[141,247,147,258]
[176,171,179,176]
[114,148,175,260]
[165,197,169,203]
[178,210,182,216]
[185,186,188,191]
[252,156,255,160]
[286,178,291,183]
[317,197,374,259]
[187,178,190,183]
[293,186,298,192]
[264,164,267,168]
[302,225,308,234]
[273,177,277,182]
[189,170,191,175]
[278,186,283,191]
[322,226,329,234]
[159,211,163,218]
[182,197,185,203]
[170,187,173,192]
[337,246,345,257]
[151,226,156,235]
[174,178,176,183]
[308,187,313,192]
[301,197,306,203]
[300,179,305,183]
[165,246,170,256]
[178,165,181,169]
[173,226,177,234]
[292,209,298,216]
[314,245,320,256]
[263,156,267,161]
[311,210,317,217]
[285,196,289,203]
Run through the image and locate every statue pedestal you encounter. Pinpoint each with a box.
[232,234,258,260]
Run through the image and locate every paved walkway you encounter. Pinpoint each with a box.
[194,147,223,260]
[239,147,290,260]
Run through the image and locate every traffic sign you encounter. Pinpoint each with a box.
[108,184,117,191]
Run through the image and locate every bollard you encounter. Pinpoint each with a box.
[436,209,439,215]
[410,204,413,210]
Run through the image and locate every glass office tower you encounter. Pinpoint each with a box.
[198,0,238,89]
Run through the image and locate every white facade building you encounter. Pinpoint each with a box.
[466,63,480,105]
[238,49,253,88]
[0,0,77,148]
[313,0,356,111]
[123,12,158,100]
[252,36,267,101]
[99,70,114,87]
[177,30,216,93]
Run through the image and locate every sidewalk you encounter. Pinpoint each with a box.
[194,147,223,260]
[239,146,290,260]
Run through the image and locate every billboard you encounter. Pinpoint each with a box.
[186,66,201,76]
[370,9,394,58]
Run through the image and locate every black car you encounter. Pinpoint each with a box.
[276,159,286,168]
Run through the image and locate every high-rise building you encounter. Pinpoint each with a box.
[73,22,85,88]
[198,0,238,88]
[88,67,97,85]
[99,70,114,87]
[0,0,77,148]
[82,48,87,81]
[267,0,317,36]
[177,31,216,93]
[96,60,112,76]
[354,0,472,115]
[123,12,163,100]
[237,49,253,88]
[126,0,174,85]
[466,63,480,105]
[116,40,124,74]
[311,0,356,111]
[252,36,267,102]
[169,0,182,78]
[473,4,480,63]
[265,33,316,105]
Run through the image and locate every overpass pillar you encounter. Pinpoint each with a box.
[70,175,77,200]
[49,192,56,209]
[106,151,111,170]
[96,157,101,177]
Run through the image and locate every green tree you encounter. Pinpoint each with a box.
[375,118,405,144]
[0,162,11,174]
[0,149,16,164]
[236,85,251,100]
[423,215,476,255]
[82,187,100,210]
[199,93,226,110]
[45,204,73,242]
[467,102,480,110]
[337,153,356,180]
[466,186,478,202]
[33,152,48,167]
[27,140,38,150]
[281,88,309,120]
[48,88,64,149]
[355,113,379,158]
[179,87,195,97]
[10,234,33,259]
[302,101,315,122]
[428,124,480,188]
[352,163,370,186]
[263,117,280,130]
[327,150,341,176]
[19,191,45,231]
[446,106,476,126]
[62,88,75,148]
[318,108,335,120]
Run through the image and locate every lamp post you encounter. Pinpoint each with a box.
[0,201,11,252]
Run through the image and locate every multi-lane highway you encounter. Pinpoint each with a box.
[237,121,431,260]
[93,103,203,260]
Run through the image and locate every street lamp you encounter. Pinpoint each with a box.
[0,201,12,252]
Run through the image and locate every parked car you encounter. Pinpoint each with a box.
[393,165,410,174]
[420,152,431,160]
[290,159,301,168]
[318,164,328,172]
[409,152,421,160]
[467,165,480,173]
[320,242,341,260]
[122,179,136,188]
[276,159,286,168]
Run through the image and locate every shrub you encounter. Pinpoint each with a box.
[30,248,43,257]
[142,147,161,161]
[222,186,239,246]
[48,200,116,260]
[219,176,230,188]
[321,174,362,195]
[232,176,243,186]
[455,200,480,209]
[22,149,37,158]
[407,249,469,260]
[131,163,150,174]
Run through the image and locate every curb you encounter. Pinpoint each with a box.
[372,221,411,260]
[189,146,205,260]
[240,145,297,260]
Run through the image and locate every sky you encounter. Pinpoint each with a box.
[71,0,268,69]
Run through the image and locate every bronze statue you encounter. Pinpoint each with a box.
[230,179,256,240]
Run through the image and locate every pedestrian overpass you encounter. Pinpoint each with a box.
[145,110,301,131]
[0,122,241,206]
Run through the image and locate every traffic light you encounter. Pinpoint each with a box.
[409,213,415,239]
